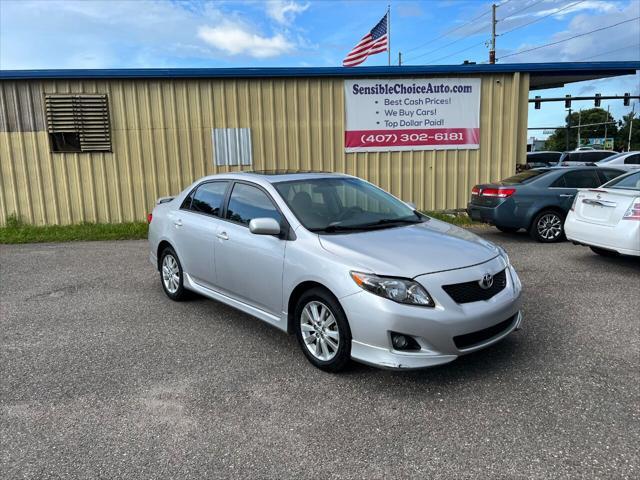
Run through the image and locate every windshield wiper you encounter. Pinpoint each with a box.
[310,217,423,233]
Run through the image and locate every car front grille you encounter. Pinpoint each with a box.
[442,269,507,304]
[453,314,517,350]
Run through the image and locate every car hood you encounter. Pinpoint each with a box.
[318,218,500,278]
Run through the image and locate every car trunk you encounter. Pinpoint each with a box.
[573,188,639,226]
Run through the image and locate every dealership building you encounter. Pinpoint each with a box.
[0,62,637,225]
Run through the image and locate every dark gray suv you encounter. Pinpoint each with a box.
[467,167,626,242]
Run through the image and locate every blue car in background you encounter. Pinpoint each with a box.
[467,166,626,242]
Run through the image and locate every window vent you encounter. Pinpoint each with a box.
[45,94,111,153]
[213,128,252,166]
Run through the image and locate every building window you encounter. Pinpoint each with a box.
[45,94,111,153]
[213,128,252,166]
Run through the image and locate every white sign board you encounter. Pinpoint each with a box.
[344,78,481,152]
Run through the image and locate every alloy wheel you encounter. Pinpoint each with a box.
[537,213,562,240]
[162,254,180,294]
[300,301,340,361]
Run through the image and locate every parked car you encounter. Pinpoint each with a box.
[555,149,617,166]
[148,172,523,372]
[467,166,626,242]
[525,151,562,169]
[565,170,640,257]
[596,151,640,169]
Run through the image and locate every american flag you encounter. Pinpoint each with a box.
[343,13,388,67]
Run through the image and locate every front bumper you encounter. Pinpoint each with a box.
[342,257,523,370]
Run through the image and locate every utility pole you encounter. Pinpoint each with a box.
[489,4,497,64]
[604,105,610,146]
[577,110,582,147]
[566,108,572,151]
[398,51,402,66]
[628,103,636,152]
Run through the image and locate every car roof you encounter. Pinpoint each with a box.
[191,170,352,185]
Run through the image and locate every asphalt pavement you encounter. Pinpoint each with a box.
[1,229,639,479]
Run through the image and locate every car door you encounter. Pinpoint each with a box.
[173,181,229,289]
[551,169,602,212]
[214,182,286,316]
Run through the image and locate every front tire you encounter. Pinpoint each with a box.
[590,246,620,257]
[294,288,351,372]
[159,247,189,301]
[529,210,565,243]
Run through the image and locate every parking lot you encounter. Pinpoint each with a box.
[1,229,638,479]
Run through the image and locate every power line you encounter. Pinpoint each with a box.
[500,0,546,22]
[405,23,488,62]
[403,10,490,55]
[498,16,640,60]
[422,40,487,65]
[576,43,640,61]
[500,0,585,37]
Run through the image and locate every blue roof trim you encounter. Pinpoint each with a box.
[0,62,638,80]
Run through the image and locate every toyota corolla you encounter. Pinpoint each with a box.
[148,172,523,372]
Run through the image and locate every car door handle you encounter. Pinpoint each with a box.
[174,219,183,227]
[216,231,229,240]
[559,194,574,198]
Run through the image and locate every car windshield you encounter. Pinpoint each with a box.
[496,169,550,185]
[274,177,422,233]
[602,171,640,191]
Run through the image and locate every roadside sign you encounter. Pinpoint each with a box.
[344,78,481,152]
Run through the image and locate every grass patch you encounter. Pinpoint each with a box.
[0,215,148,244]
[1,210,480,244]
[423,210,481,227]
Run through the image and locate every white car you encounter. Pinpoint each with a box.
[596,151,640,170]
[565,170,640,257]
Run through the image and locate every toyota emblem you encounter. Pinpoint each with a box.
[479,273,494,290]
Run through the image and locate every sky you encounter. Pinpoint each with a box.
[1,0,639,137]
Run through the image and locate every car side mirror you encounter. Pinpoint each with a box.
[249,217,281,236]
[406,201,417,210]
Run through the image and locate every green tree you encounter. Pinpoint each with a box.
[544,108,618,151]
[615,111,640,151]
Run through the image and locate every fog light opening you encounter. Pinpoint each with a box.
[391,332,421,351]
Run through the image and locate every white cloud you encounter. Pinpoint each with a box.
[0,0,304,68]
[266,0,309,25]
[497,0,640,62]
[198,21,294,58]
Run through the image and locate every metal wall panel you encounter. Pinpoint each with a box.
[0,81,46,132]
[0,73,529,225]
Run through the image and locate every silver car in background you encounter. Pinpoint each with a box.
[148,172,523,371]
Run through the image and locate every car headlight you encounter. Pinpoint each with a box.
[350,271,435,307]
[497,245,510,267]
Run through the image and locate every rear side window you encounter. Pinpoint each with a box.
[624,153,640,165]
[226,183,281,226]
[599,169,624,183]
[555,170,601,188]
[587,151,615,162]
[189,182,228,216]
[541,152,561,163]
[603,171,640,190]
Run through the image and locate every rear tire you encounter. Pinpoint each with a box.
[590,246,620,257]
[496,226,519,233]
[159,247,189,301]
[529,210,565,243]
[294,288,351,372]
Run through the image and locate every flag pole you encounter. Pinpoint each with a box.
[387,4,391,66]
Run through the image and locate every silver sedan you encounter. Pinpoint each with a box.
[148,172,523,371]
